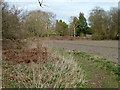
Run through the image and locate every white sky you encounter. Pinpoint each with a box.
[5,0,119,23]
[5,0,119,3]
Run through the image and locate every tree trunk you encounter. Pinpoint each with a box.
[73,25,76,37]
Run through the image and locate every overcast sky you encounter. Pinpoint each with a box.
[5,0,119,23]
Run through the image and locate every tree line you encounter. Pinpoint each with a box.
[2,2,119,40]
[89,7,119,40]
[2,2,56,40]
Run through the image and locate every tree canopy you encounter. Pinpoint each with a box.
[68,12,88,37]
[55,20,68,36]
[88,7,118,40]
[76,12,88,36]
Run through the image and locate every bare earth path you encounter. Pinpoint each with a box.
[42,40,118,63]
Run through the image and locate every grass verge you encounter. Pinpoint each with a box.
[2,50,86,88]
[2,48,119,88]
[55,49,119,88]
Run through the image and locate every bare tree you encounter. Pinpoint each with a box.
[2,2,23,40]
[69,16,78,37]
[89,7,118,40]
[23,10,55,38]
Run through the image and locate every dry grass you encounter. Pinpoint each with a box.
[2,49,86,88]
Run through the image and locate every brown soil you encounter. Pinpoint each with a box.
[2,44,48,64]
[42,40,118,63]
[2,39,26,50]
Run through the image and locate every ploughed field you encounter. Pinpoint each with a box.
[42,40,118,63]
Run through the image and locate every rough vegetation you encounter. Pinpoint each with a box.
[2,45,48,64]
[2,39,26,50]
[2,40,86,88]
[2,39,119,88]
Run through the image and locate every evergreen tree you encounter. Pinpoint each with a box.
[55,20,68,36]
[76,12,88,36]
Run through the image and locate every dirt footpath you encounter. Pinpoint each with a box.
[42,40,118,63]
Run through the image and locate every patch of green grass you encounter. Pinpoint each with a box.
[56,49,119,88]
